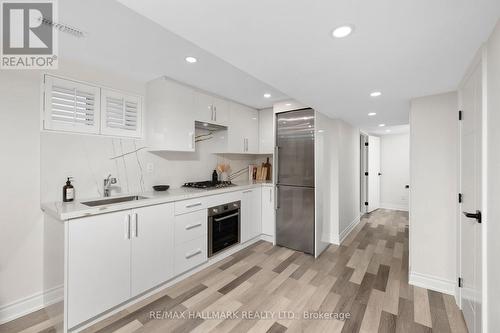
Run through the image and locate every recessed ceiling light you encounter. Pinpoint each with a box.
[285,103,292,106]
[264,93,271,98]
[185,56,197,63]
[368,112,377,116]
[379,124,386,127]
[385,129,391,133]
[332,25,354,38]
[370,91,382,97]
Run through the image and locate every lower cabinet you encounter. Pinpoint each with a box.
[241,188,262,243]
[173,210,208,276]
[65,186,270,328]
[67,204,174,328]
[130,204,175,297]
[261,186,275,237]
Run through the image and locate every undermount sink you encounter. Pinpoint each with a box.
[81,196,148,207]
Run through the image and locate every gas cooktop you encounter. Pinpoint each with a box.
[183,181,234,189]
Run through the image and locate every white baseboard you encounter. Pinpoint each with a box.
[380,202,409,211]
[339,215,361,244]
[260,234,274,243]
[0,285,63,324]
[409,271,455,295]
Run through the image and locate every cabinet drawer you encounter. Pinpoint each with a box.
[175,198,208,215]
[174,236,207,276]
[175,210,207,245]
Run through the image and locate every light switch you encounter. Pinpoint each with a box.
[146,163,154,173]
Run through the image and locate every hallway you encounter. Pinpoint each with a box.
[0,210,468,333]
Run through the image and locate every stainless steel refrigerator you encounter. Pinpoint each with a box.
[275,108,315,255]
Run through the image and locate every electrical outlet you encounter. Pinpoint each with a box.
[146,163,154,173]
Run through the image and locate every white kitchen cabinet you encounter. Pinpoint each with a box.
[261,186,275,238]
[241,188,262,242]
[146,78,195,152]
[67,204,175,327]
[67,210,132,328]
[130,203,175,297]
[174,235,208,276]
[227,102,259,153]
[212,96,230,124]
[173,210,208,275]
[174,210,207,245]
[195,92,229,125]
[259,108,274,154]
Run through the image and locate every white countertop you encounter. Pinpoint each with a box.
[41,180,273,221]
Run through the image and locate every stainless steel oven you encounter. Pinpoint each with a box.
[208,201,241,257]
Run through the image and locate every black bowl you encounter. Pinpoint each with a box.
[153,185,170,191]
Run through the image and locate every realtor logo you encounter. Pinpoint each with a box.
[1,0,58,69]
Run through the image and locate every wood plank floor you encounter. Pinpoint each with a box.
[0,209,468,333]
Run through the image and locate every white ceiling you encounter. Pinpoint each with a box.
[56,0,288,109]
[117,0,500,128]
[368,125,409,137]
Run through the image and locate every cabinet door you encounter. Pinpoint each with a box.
[194,92,215,123]
[259,108,274,154]
[241,188,262,242]
[261,186,275,237]
[212,96,229,125]
[146,78,195,152]
[228,103,259,153]
[130,203,175,296]
[244,106,260,153]
[67,211,131,328]
[228,103,246,153]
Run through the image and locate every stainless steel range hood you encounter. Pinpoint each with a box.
[195,121,227,132]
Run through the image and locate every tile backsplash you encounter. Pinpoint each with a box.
[41,130,270,203]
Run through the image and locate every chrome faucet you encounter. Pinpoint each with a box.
[103,174,117,197]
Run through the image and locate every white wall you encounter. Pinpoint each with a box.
[409,91,458,294]
[380,134,410,211]
[0,71,44,322]
[314,115,360,245]
[486,19,500,333]
[315,111,333,255]
[337,120,361,239]
[0,63,267,323]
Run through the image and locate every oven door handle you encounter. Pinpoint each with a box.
[213,212,240,222]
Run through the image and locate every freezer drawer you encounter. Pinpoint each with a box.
[275,185,314,255]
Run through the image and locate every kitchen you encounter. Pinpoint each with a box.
[39,71,322,331]
[1,0,499,333]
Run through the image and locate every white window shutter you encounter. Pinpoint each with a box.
[44,76,100,134]
[101,89,142,138]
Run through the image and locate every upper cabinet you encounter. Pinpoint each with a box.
[145,76,273,155]
[227,102,259,153]
[195,92,229,125]
[146,78,195,152]
[259,108,274,154]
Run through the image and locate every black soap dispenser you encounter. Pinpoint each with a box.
[63,177,75,202]
[212,169,218,183]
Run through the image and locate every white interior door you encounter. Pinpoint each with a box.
[368,136,381,212]
[360,134,369,213]
[459,59,482,333]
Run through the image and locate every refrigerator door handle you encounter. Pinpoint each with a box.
[274,146,279,184]
[275,186,279,210]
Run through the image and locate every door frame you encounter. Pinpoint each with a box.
[457,45,488,330]
[360,132,369,214]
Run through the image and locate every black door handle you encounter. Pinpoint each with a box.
[463,210,481,223]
